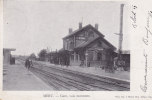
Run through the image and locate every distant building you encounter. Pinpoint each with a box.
[121,50,130,71]
[114,50,130,71]
[3,48,16,64]
[60,23,116,67]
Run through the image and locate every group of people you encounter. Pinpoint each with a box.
[25,58,33,70]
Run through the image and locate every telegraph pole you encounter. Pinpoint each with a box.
[113,4,125,68]
[118,4,124,59]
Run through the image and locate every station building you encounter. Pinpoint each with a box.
[61,23,116,67]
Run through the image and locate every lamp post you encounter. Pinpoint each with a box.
[85,51,88,67]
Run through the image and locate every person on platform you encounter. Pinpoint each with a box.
[25,58,30,69]
[25,58,33,70]
[29,59,33,68]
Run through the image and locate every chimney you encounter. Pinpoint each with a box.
[95,24,98,30]
[69,28,73,34]
[79,22,82,29]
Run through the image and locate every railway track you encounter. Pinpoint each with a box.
[18,59,130,91]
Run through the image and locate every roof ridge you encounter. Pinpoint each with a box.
[63,24,103,39]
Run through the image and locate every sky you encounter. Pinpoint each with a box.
[3,0,130,56]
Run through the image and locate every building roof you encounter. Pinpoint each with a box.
[63,24,105,39]
[74,37,116,51]
[115,50,130,54]
[75,37,98,48]
[3,48,16,51]
[122,50,130,54]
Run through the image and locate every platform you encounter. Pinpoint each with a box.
[3,60,53,90]
[38,61,130,82]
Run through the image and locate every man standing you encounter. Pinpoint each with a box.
[25,58,30,69]
[25,58,33,70]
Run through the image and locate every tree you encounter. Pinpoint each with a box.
[29,53,36,60]
[38,49,47,61]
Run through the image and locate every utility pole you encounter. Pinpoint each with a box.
[114,4,124,60]
[113,4,125,69]
[118,4,124,59]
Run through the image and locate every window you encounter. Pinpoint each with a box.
[69,41,74,49]
[76,54,79,61]
[88,30,94,37]
[71,54,74,61]
[97,52,102,61]
[80,54,85,60]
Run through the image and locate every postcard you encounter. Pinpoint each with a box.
[0,0,152,100]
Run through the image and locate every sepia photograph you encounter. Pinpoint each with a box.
[3,1,130,91]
